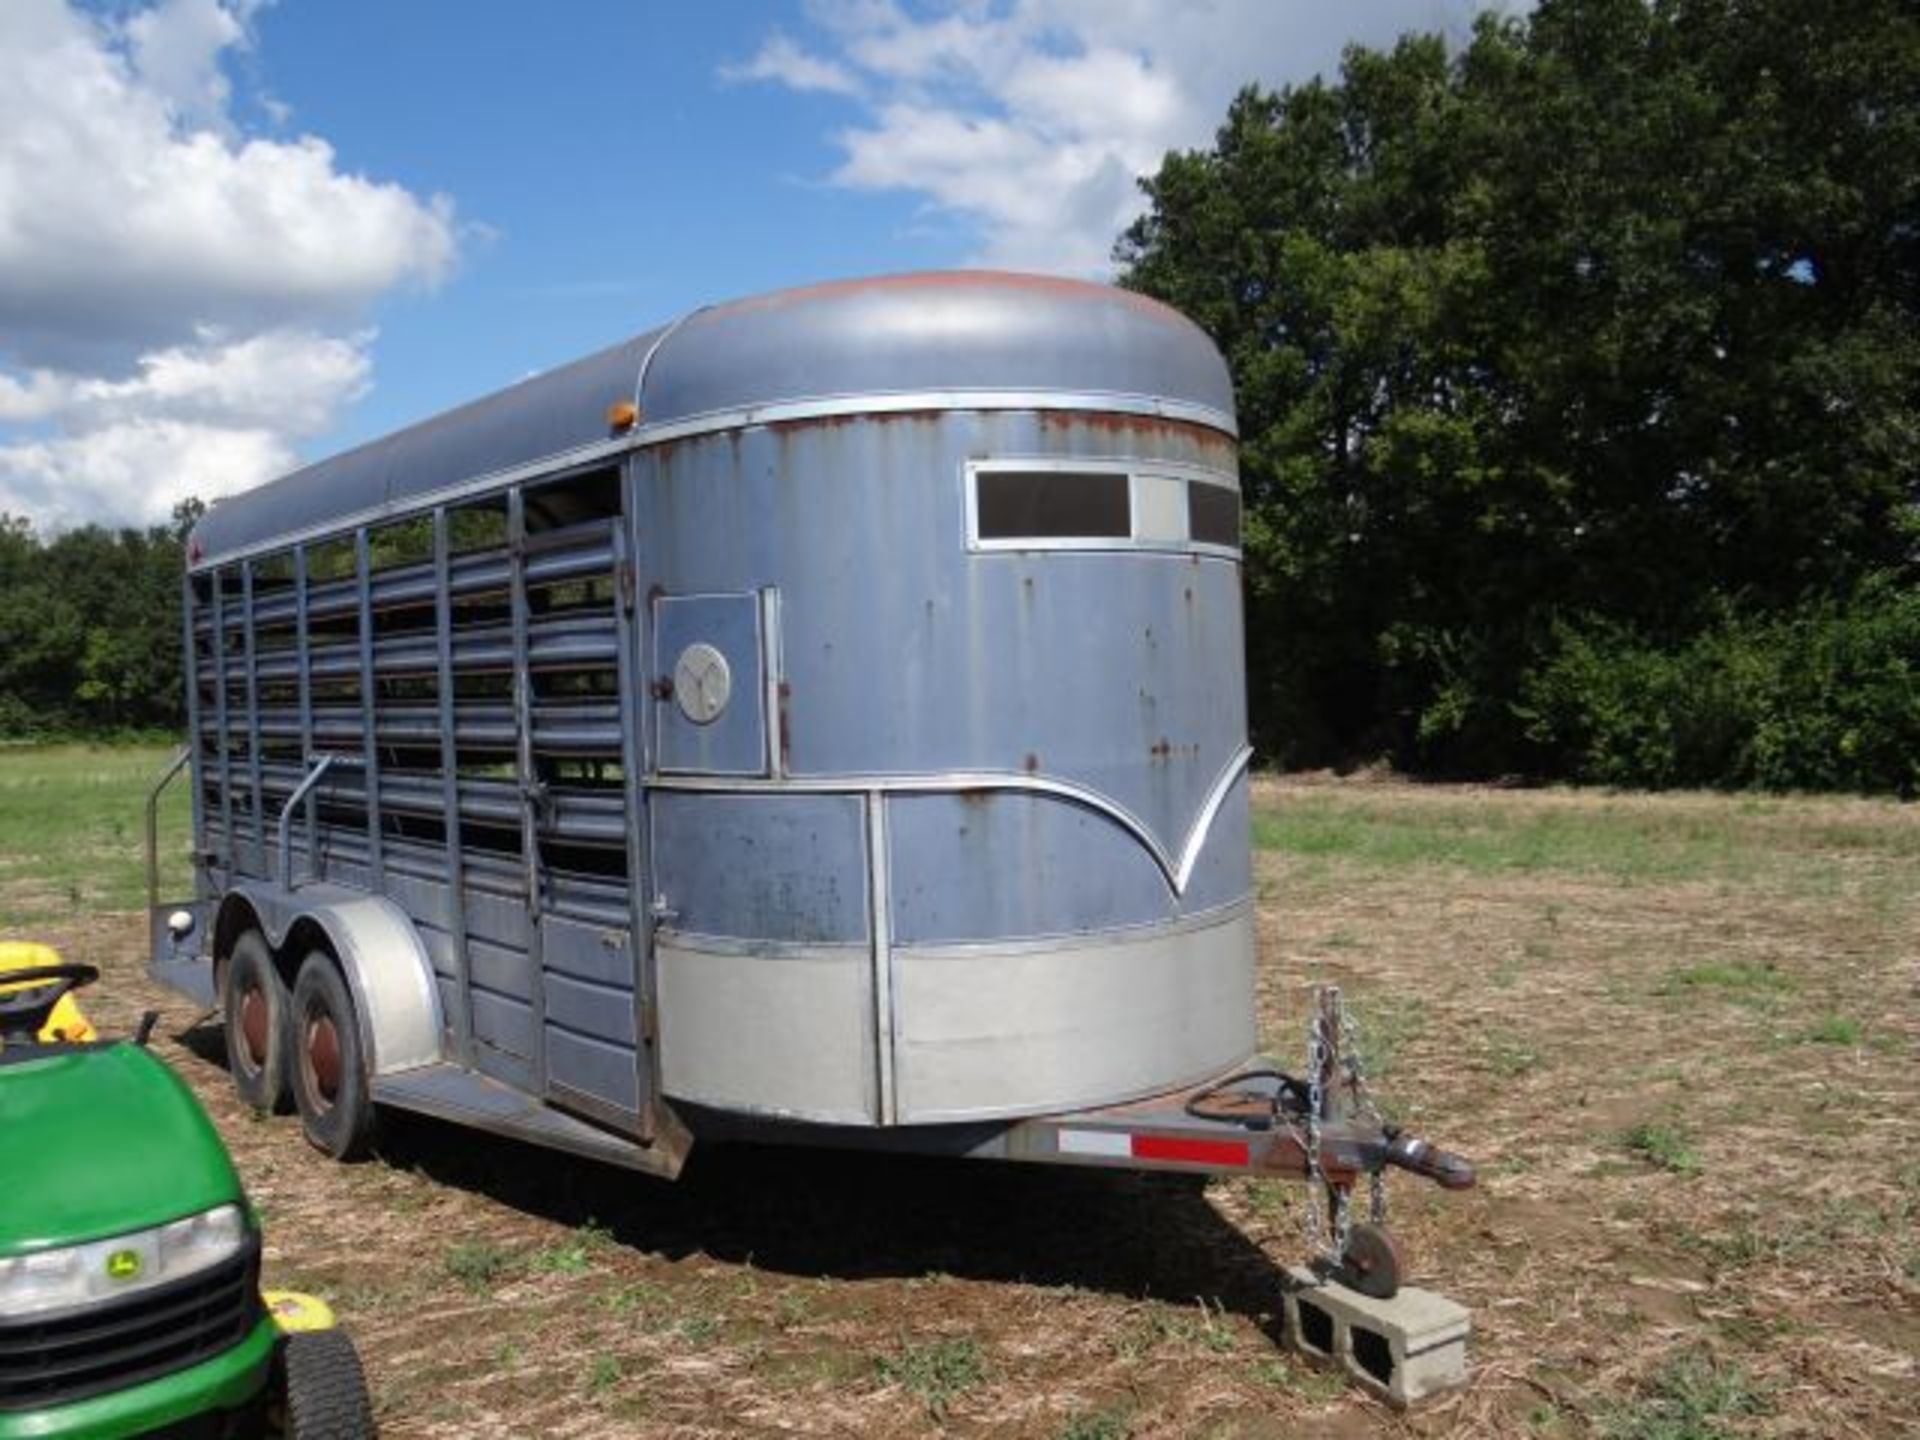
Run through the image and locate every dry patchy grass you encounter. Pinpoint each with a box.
[3,761,1914,1437]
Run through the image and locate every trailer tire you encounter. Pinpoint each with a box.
[223,930,292,1114]
[290,954,376,1161]
[280,1328,376,1439]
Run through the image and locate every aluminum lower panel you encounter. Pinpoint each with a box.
[891,906,1255,1124]
[656,939,878,1124]
[656,908,1253,1129]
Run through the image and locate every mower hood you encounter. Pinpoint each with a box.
[0,1041,244,1254]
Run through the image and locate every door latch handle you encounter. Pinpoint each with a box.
[648,894,679,927]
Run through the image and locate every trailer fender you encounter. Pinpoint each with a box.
[221,882,443,1077]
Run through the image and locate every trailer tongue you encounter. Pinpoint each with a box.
[1003,986,1474,1302]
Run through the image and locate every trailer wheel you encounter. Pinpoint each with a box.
[290,954,375,1161]
[279,1329,375,1439]
[223,930,292,1113]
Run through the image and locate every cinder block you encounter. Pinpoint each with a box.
[1280,1265,1470,1408]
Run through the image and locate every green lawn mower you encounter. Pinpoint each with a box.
[0,951,374,1439]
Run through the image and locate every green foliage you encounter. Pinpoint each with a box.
[0,503,197,739]
[1520,579,1920,794]
[875,1337,983,1419]
[1119,0,1920,789]
[1621,1120,1701,1175]
[526,1243,592,1276]
[584,1352,622,1394]
[1660,960,1792,1004]
[1801,1013,1862,1046]
[444,1241,513,1294]
[1596,1348,1769,1439]
[1056,1410,1131,1440]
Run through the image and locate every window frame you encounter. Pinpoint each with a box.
[962,457,1241,558]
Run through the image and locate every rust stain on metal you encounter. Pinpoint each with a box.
[777,681,792,770]
[764,408,950,437]
[649,676,674,702]
[1150,738,1172,759]
[767,411,859,434]
[958,788,994,807]
[1038,408,1237,450]
[1023,753,1039,774]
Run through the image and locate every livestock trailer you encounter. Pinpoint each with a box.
[148,271,1470,1300]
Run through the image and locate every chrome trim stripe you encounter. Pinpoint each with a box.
[645,751,1253,898]
[192,389,1237,571]
[648,769,1178,888]
[1176,745,1254,892]
[652,896,1251,959]
[632,306,703,412]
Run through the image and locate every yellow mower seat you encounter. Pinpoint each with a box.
[0,940,97,1043]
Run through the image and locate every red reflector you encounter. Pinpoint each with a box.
[1131,1134,1249,1167]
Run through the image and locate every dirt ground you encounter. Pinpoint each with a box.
[17,778,1919,1438]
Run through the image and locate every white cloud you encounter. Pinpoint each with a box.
[720,33,864,97]
[0,329,370,434]
[125,0,245,129]
[0,420,297,535]
[727,0,1506,275]
[0,0,460,528]
[0,326,368,529]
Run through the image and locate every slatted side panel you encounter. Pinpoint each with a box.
[191,467,643,1120]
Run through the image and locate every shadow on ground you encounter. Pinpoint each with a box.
[358,1098,1293,1334]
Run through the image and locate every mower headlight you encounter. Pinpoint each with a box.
[0,1203,249,1319]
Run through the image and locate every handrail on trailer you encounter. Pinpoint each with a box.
[144,745,191,912]
[277,753,361,892]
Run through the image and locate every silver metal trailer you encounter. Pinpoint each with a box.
[148,271,1472,1316]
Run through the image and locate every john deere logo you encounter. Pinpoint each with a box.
[105,1249,142,1281]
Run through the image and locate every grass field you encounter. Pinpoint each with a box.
[2,745,1915,1437]
[0,743,191,926]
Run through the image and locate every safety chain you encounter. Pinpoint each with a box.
[1299,1004,1331,1262]
[1294,986,1389,1266]
[1339,1002,1390,1226]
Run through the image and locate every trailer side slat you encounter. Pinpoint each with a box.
[354,529,383,887]
[194,519,617,632]
[434,506,475,1064]
[506,488,550,1098]
[240,560,265,878]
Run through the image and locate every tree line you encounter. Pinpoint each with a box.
[0,504,201,739]
[1119,0,1917,793]
[3,0,1914,792]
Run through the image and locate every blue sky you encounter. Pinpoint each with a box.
[0,0,1503,527]
[243,3,941,445]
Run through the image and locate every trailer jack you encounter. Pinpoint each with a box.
[1000,988,1476,1406]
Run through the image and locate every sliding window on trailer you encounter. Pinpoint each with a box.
[965,458,1241,556]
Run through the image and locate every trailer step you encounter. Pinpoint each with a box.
[371,1063,674,1177]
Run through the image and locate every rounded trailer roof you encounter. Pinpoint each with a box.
[191,271,1236,567]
